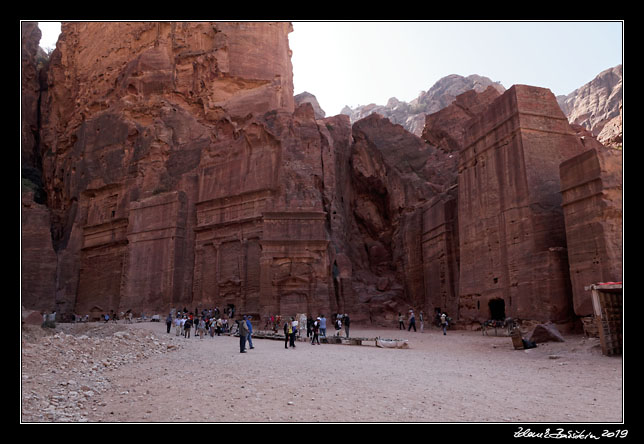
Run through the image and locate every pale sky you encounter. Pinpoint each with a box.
[37,21,60,50]
[36,21,623,117]
[290,21,623,116]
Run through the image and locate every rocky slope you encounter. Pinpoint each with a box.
[557,65,622,148]
[331,66,623,149]
[21,321,181,422]
[340,74,505,135]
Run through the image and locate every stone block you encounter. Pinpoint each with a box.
[560,147,622,316]
[457,85,587,323]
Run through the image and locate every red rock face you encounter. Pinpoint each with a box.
[417,87,501,318]
[347,114,449,323]
[421,192,460,318]
[21,190,57,311]
[21,22,42,174]
[24,22,622,327]
[21,23,57,313]
[36,22,304,318]
[191,105,342,320]
[560,147,623,316]
[557,65,622,140]
[457,85,588,323]
[422,86,501,153]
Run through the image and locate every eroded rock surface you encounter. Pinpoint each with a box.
[22,22,622,330]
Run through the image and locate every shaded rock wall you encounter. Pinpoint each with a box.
[21,22,56,313]
[417,86,501,319]
[347,114,450,323]
[420,191,459,318]
[21,22,43,177]
[560,147,623,316]
[21,189,57,312]
[457,85,588,323]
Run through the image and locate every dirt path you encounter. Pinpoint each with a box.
[21,321,623,423]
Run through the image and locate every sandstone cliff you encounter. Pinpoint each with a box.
[21,22,42,176]
[35,22,300,318]
[560,147,622,317]
[21,22,56,313]
[557,65,622,148]
[457,85,588,323]
[22,22,622,329]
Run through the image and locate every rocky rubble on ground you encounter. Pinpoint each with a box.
[20,323,182,422]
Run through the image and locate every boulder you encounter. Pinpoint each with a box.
[22,307,44,325]
[527,322,565,343]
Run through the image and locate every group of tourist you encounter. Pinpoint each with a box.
[281,313,350,348]
[164,308,258,354]
[167,311,235,339]
[163,310,355,353]
[162,307,451,355]
[398,309,451,334]
[398,309,422,331]
[102,309,134,324]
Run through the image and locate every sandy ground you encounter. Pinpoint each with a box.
[20,320,623,423]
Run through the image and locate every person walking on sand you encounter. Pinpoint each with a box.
[246,315,254,349]
[291,317,298,347]
[166,313,173,334]
[441,312,449,335]
[198,317,206,339]
[319,314,327,337]
[408,309,417,332]
[344,314,351,338]
[284,318,293,349]
[311,317,321,345]
[184,316,192,338]
[210,318,216,337]
[307,315,313,338]
[239,318,249,353]
[216,317,223,336]
[175,315,182,336]
[398,313,405,330]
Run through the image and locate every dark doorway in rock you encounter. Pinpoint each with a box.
[488,298,505,321]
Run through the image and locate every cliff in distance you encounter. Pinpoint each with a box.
[338,67,622,147]
[557,65,622,148]
[22,22,622,329]
[340,74,505,136]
